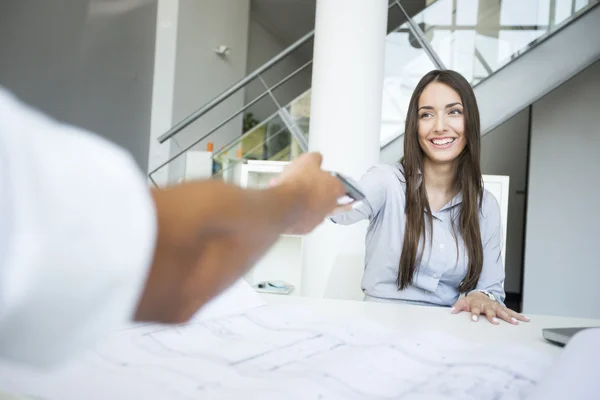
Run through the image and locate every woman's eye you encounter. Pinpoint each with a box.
[420,113,432,119]
[449,109,463,115]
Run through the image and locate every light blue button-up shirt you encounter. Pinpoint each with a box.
[331,164,505,306]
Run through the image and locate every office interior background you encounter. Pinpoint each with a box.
[0,0,598,319]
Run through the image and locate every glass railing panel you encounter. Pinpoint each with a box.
[150,96,308,189]
[270,60,313,114]
[284,89,311,140]
[381,20,438,146]
[150,0,598,187]
[148,31,315,187]
[167,90,277,156]
[409,0,598,86]
[211,112,303,185]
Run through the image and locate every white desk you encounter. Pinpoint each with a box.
[1,295,599,399]
[261,293,600,357]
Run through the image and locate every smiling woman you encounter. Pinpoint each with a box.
[331,70,529,326]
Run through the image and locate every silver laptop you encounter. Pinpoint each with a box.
[542,327,597,346]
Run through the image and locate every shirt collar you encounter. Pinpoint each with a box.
[439,191,463,212]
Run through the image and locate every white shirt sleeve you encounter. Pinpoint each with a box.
[0,88,157,367]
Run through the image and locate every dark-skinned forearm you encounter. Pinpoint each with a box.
[152,180,302,238]
[134,180,302,322]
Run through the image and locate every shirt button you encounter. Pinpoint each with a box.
[440,244,445,249]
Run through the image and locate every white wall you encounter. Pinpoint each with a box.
[163,0,250,183]
[148,0,179,186]
[523,60,600,319]
[244,16,312,122]
[0,0,157,172]
[480,108,530,293]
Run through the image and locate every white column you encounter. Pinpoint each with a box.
[147,0,179,187]
[301,0,388,297]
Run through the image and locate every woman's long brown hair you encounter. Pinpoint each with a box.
[398,70,484,293]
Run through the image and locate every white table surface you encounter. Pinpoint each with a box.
[1,294,598,400]
[260,293,600,357]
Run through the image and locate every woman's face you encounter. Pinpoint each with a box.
[417,82,467,165]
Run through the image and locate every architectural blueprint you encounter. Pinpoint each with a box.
[0,301,555,400]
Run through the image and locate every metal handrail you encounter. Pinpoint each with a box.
[378,0,600,151]
[156,1,405,144]
[157,30,316,144]
[183,59,313,156]
[148,0,421,186]
[150,0,599,187]
[148,60,314,180]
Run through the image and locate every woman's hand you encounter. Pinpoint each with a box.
[451,292,530,325]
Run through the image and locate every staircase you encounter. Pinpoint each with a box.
[149,0,600,187]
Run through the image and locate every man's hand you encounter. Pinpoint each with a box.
[134,152,344,324]
[276,152,346,234]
